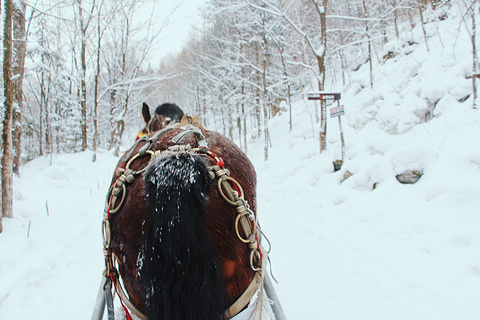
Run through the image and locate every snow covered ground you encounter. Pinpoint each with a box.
[1,3,480,320]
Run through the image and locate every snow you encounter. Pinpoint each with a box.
[1,3,480,320]
[0,152,116,319]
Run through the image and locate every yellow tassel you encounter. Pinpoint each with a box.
[136,132,148,140]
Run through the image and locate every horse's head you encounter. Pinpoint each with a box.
[137,102,184,140]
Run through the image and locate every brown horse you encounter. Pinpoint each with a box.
[102,103,265,320]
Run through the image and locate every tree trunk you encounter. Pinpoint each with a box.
[39,64,50,156]
[45,74,52,157]
[243,108,247,154]
[310,0,328,152]
[361,0,374,88]
[12,0,27,176]
[314,0,328,153]
[256,91,261,138]
[237,115,242,150]
[113,119,124,157]
[275,40,293,132]
[337,100,346,160]
[107,77,115,148]
[2,0,15,220]
[79,0,88,151]
[418,3,430,52]
[263,76,269,161]
[228,110,234,141]
[39,86,44,156]
[471,0,478,108]
[392,0,400,39]
[241,83,247,154]
[92,6,102,162]
[0,0,3,232]
[262,19,269,161]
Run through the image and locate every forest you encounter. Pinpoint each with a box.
[0,0,478,230]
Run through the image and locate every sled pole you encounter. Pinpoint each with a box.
[264,273,287,320]
[91,276,107,320]
[105,278,116,320]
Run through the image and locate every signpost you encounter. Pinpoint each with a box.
[330,105,344,117]
[308,92,345,161]
[307,92,341,101]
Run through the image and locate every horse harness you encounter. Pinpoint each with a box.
[102,124,266,320]
[137,114,202,141]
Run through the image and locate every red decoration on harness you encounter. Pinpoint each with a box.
[208,152,224,168]
[110,272,133,320]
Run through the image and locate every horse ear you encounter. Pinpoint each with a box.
[142,103,151,124]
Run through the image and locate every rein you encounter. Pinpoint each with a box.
[102,125,265,320]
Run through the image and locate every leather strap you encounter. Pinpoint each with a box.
[114,276,148,320]
[224,272,262,319]
[253,250,267,320]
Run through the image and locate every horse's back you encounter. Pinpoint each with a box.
[108,127,258,318]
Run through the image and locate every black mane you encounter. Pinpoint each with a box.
[142,153,225,320]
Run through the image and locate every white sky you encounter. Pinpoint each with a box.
[149,0,206,62]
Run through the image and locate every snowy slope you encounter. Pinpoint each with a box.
[1,2,480,320]
[249,4,480,320]
[0,152,118,319]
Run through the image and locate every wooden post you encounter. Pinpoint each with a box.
[307,92,345,159]
[337,100,345,161]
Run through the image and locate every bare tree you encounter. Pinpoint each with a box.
[469,0,478,108]
[361,0,374,87]
[0,0,2,233]
[2,0,15,223]
[417,1,430,52]
[12,0,27,176]
[103,0,172,156]
[249,0,329,152]
[76,0,96,151]
[92,0,108,162]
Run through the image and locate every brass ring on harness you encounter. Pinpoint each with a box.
[102,219,111,248]
[217,176,244,206]
[105,183,126,214]
[126,150,154,175]
[250,250,262,272]
[104,149,156,215]
[235,211,257,244]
